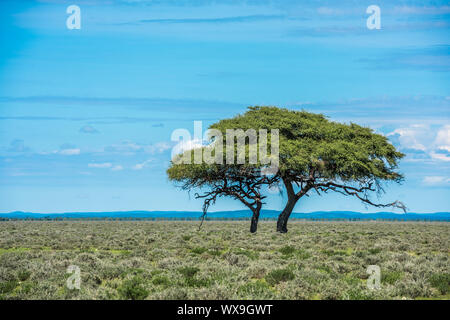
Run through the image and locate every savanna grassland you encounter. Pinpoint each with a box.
[0,220,448,300]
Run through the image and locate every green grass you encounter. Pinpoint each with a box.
[279,245,296,256]
[0,220,448,300]
[178,266,200,278]
[429,273,450,295]
[0,247,31,256]
[266,268,295,285]
[117,276,149,300]
[382,271,403,285]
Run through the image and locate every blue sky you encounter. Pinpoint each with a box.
[0,0,449,213]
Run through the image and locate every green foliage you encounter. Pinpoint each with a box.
[17,270,31,282]
[208,106,404,182]
[184,276,210,288]
[151,275,171,287]
[237,280,274,298]
[168,107,404,183]
[208,248,223,256]
[382,270,403,285]
[233,248,259,260]
[296,249,312,260]
[182,235,192,241]
[279,245,296,256]
[178,266,200,278]
[266,268,295,285]
[117,276,149,300]
[178,266,210,288]
[190,247,207,255]
[346,287,374,300]
[429,273,450,295]
[368,248,382,255]
[0,280,18,294]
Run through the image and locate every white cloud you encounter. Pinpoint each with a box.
[103,140,171,155]
[88,162,124,171]
[144,142,172,154]
[423,176,450,185]
[59,148,81,155]
[88,162,112,168]
[132,160,154,170]
[387,124,429,151]
[434,125,450,152]
[430,151,450,162]
[388,124,450,162]
[111,165,124,171]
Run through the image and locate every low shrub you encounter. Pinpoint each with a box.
[266,268,295,286]
[279,246,296,256]
[178,266,199,278]
[382,271,403,285]
[429,273,450,295]
[117,276,149,300]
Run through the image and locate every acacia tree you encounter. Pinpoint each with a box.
[210,107,406,233]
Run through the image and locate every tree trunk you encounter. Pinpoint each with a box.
[250,202,262,233]
[276,196,298,233]
[276,178,300,233]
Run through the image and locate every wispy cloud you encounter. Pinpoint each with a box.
[126,15,285,25]
[423,176,450,185]
[132,159,154,170]
[79,125,100,134]
[51,143,81,156]
[102,141,171,155]
[87,162,124,171]
[58,148,81,156]
[111,165,124,171]
[88,162,112,169]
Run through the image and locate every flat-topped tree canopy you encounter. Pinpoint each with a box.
[210,106,404,184]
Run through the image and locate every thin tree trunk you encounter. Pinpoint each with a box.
[276,196,298,233]
[250,202,262,233]
[276,178,300,233]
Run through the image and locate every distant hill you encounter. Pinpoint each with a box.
[0,210,449,221]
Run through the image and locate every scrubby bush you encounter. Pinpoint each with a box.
[237,280,274,299]
[382,270,403,285]
[17,270,31,282]
[279,246,296,256]
[190,247,207,255]
[429,273,449,295]
[266,268,295,285]
[178,266,199,278]
[117,276,148,300]
[0,279,18,294]
[152,275,171,287]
